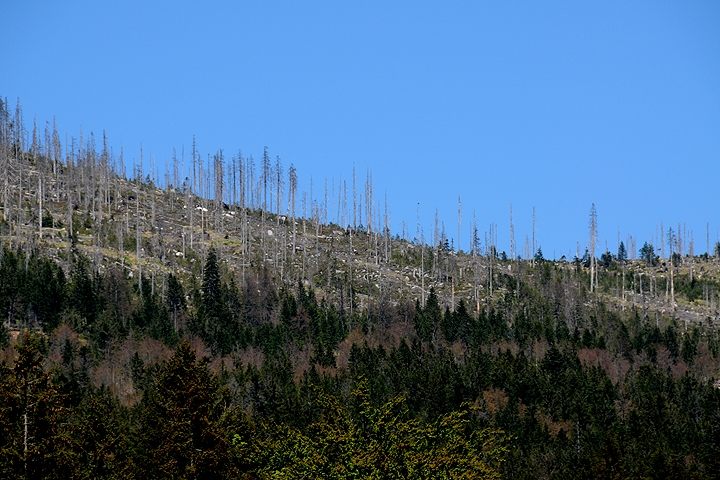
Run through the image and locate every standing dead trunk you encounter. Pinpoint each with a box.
[589,204,597,293]
[136,164,142,295]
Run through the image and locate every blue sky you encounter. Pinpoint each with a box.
[2,1,719,258]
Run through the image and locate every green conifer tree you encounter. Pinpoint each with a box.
[136,341,235,478]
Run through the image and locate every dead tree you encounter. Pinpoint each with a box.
[352,165,357,230]
[213,149,224,233]
[510,204,519,298]
[667,227,676,312]
[589,204,597,293]
[0,98,11,223]
[288,164,297,258]
[261,146,271,258]
[136,157,142,295]
[532,206,537,267]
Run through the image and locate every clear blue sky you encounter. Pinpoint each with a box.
[2,1,719,258]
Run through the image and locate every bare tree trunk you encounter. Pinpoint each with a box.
[365,169,373,234]
[352,165,357,230]
[421,230,425,306]
[660,220,665,260]
[433,208,439,280]
[489,224,494,298]
[384,193,389,263]
[38,177,42,239]
[67,141,74,259]
[689,230,694,283]
[472,213,479,312]
[589,204,597,293]
[290,165,297,260]
[666,227,676,311]
[136,163,142,295]
[532,206,536,267]
[670,266,675,311]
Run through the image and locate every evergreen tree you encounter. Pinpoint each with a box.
[414,287,441,342]
[0,247,25,327]
[166,273,186,333]
[133,278,175,346]
[0,333,76,479]
[136,341,236,478]
[198,248,234,355]
[639,242,657,266]
[73,386,132,478]
[68,254,99,331]
[617,241,627,262]
[440,305,459,343]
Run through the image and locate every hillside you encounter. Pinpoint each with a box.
[4,130,719,329]
[2,99,720,478]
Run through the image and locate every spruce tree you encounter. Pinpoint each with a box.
[0,333,75,478]
[136,341,235,478]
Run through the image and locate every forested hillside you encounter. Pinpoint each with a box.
[1,97,720,478]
